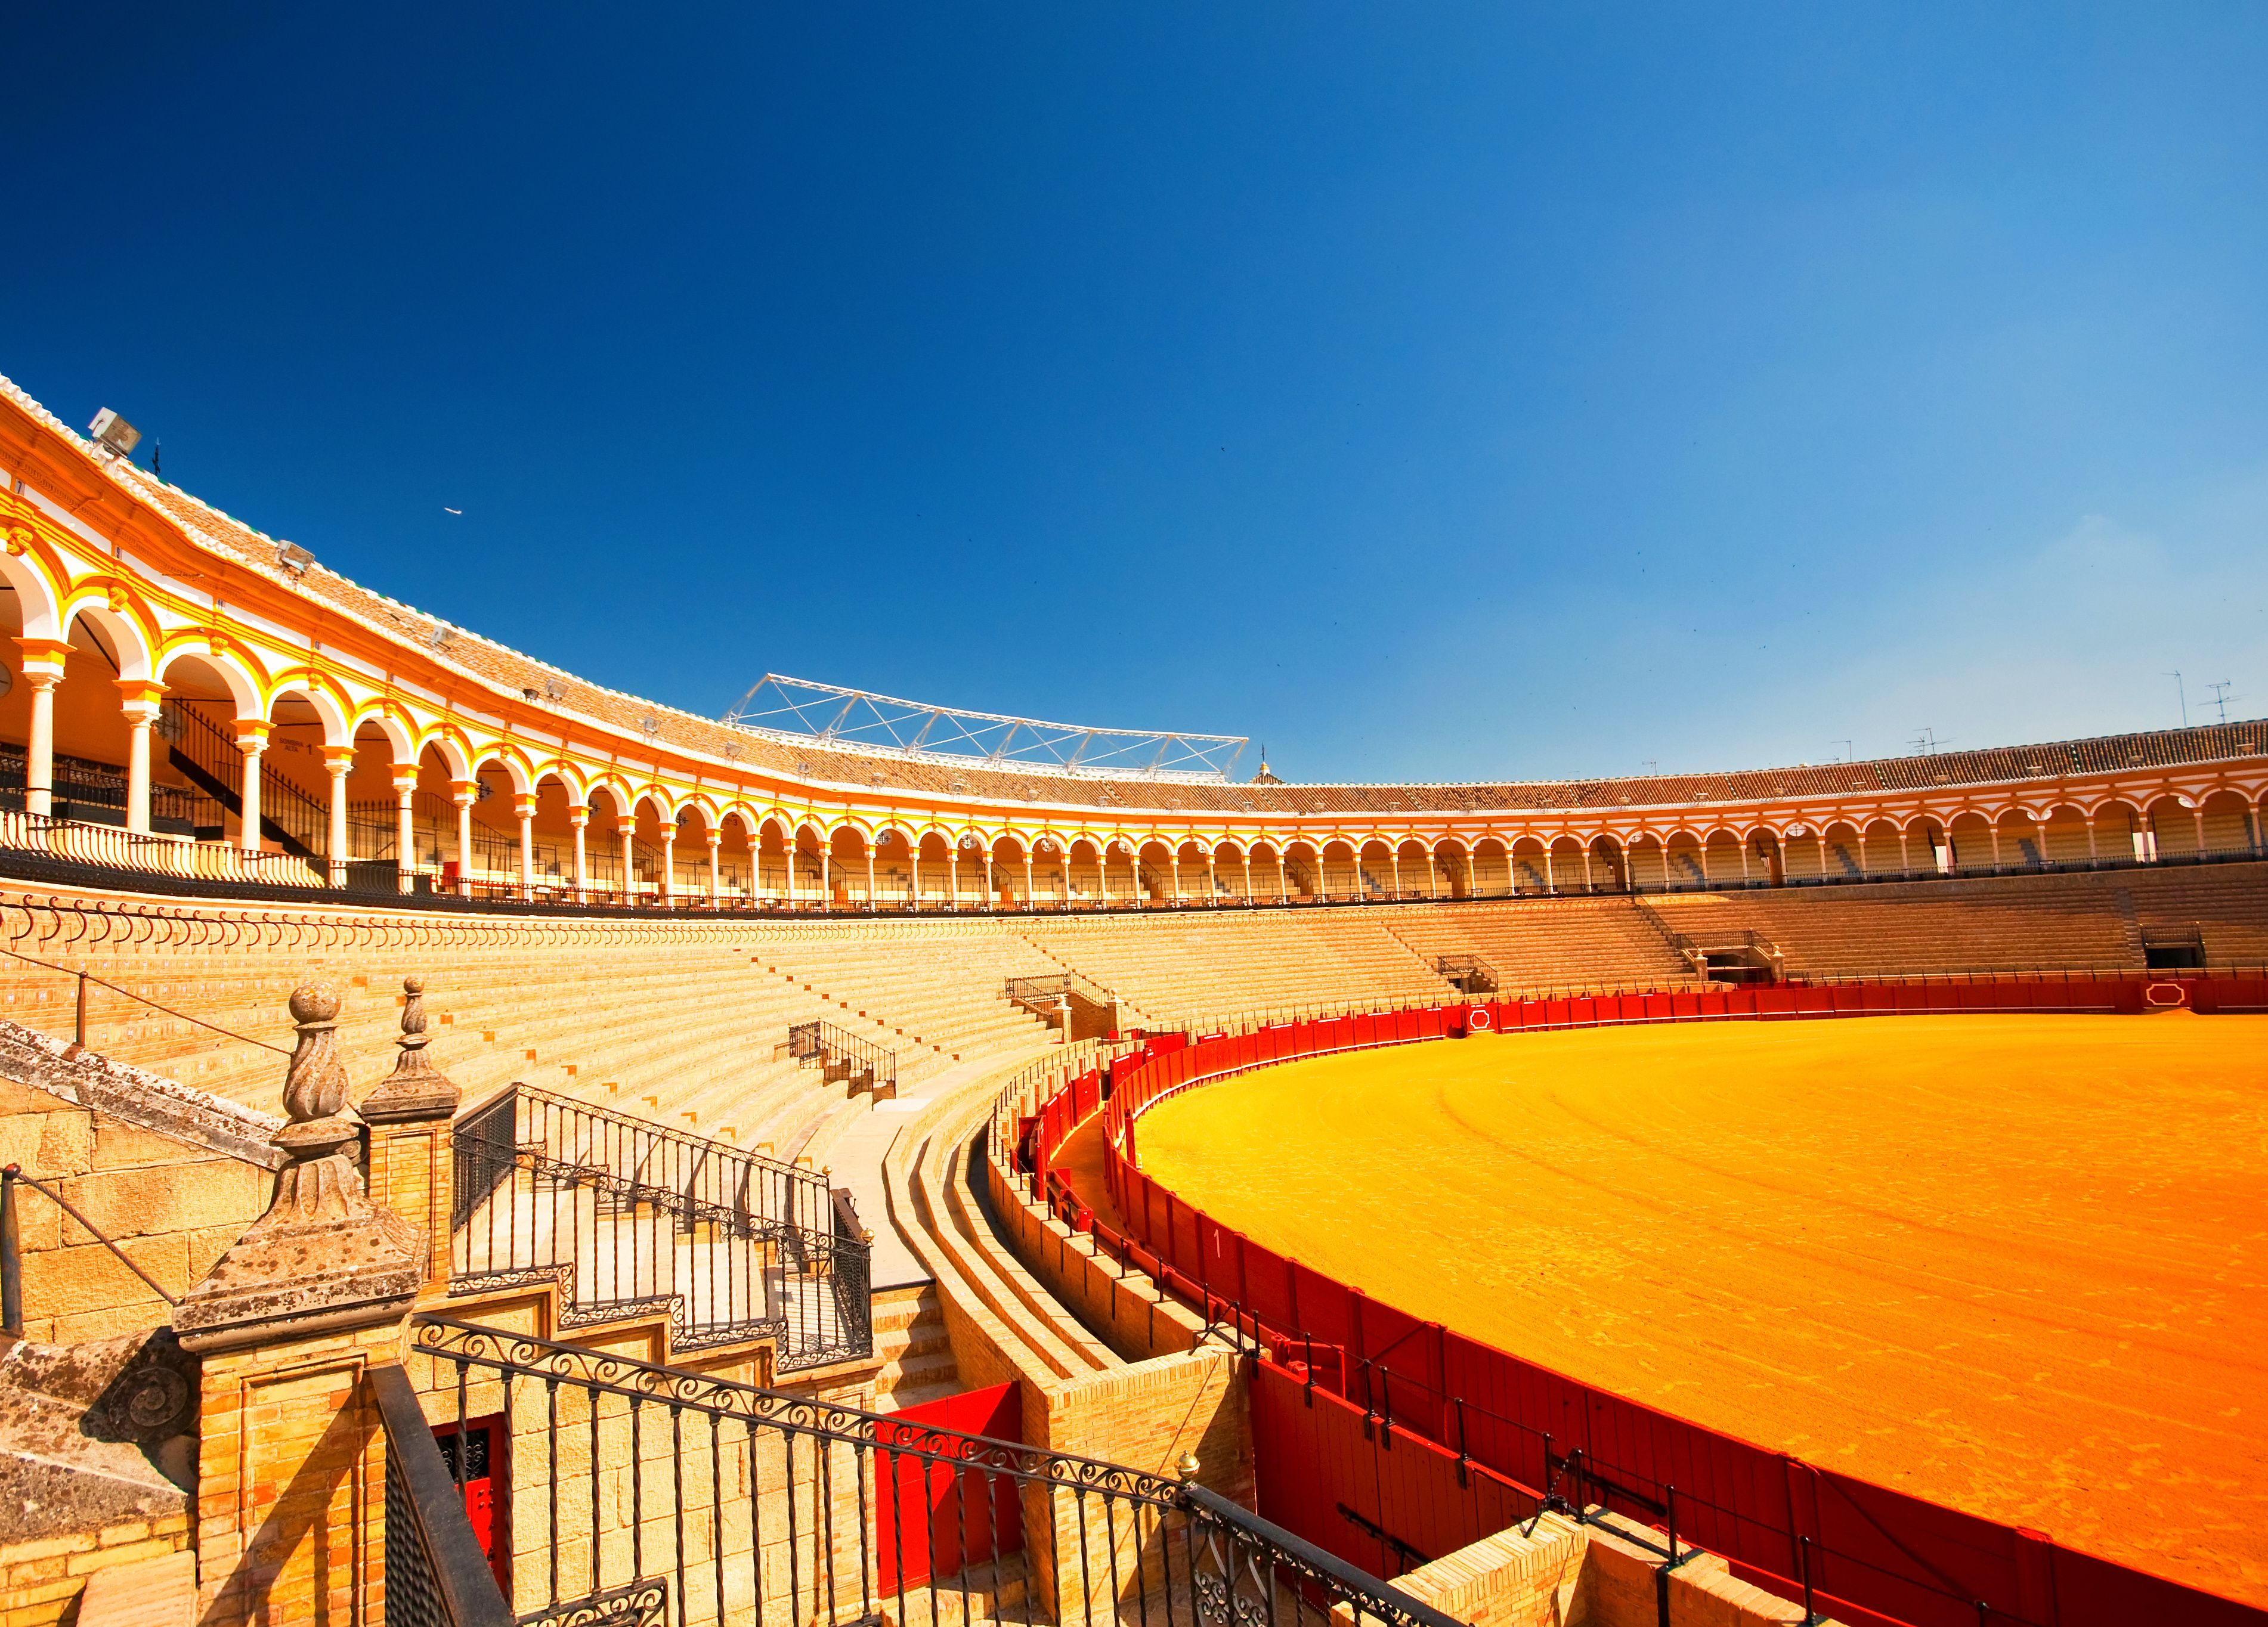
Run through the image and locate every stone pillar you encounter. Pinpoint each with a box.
[14,638,67,819]
[710,829,725,901]
[234,722,270,854]
[117,680,165,835]
[1025,854,1035,908]
[948,851,959,910]
[451,780,478,894]
[865,849,875,911]
[392,768,417,892]
[818,847,828,909]
[2084,816,2099,864]
[1989,825,2002,869]
[660,825,677,900]
[911,848,922,912]
[515,794,537,892]
[1054,993,1073,1045]
[173,983,425,1627]
[2193,802,2209,857]
[616,817,636,899]
[570,805,590,894]
[358,976,459,1288]
[324,748,354,886]
[1581,847,1594,892]
[1544,849,1556,895]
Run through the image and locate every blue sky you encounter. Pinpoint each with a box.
[8,4,2265,783]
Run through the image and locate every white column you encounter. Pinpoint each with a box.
[948,851,959,909]
[570,807,590,895]
[453,782,477,892]
[911,848,922,912]
[1582,847,1594,892]
[1390,853,1402,898]
[1203,855,1214,903]
[710,830,725,901]
[119,686,162,835]
[1243,853,1252,902]
[326,748,353,886]
[661,827,678,900]
[2193,803,2208,857]
[1428,851,1440,898]
[18,653,62,819]
[1741,838,1754,883]
[1025,854,1034,907]
[1544,849,1556,895]
[235,725,268,853]
[515,795,537,892]
[394,773,417,892]
[819,847,830,907]
[618,818,637,899]
[1989,825,2001,869]
[867,848,876,910]
[2083,817,2097,865]
[1895,830,1908,876]
[1170,853,1183,903]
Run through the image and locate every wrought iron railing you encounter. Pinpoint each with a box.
[1431,954,1496,994]
[785,1019,898,1098]
[449,1084,870,1370]
[374,1362,515,1627]
[409,1315,1462,1627]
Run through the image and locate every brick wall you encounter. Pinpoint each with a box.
[0,1514,193,1627]
[0,1084,268,1344]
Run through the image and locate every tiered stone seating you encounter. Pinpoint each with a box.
[1647,872,2159,976]
[1019,911,1453,1025]
[1378,899,1703,993]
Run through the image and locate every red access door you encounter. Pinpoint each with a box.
[873,1383,1023,1593]
[434,1414,512,1597]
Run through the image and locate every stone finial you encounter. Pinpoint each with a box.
[360,974,459,1123]
[172,983,424,1352]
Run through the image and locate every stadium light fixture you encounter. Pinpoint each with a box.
[86,408,142,459]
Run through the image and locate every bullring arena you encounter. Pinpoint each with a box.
[0,370,2264,1627]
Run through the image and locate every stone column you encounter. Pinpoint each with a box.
[14,638,67,819]
[709,829,725,901]
[570,805,590,894]
[864,848,875,910]
[173,983,425,1627]
[616,816,636,899]
[818,847,828,909]
[117,680,165,834]
[2193,802,2209,857]
[1989,825,2002,869]
[660,825,677,901]
[911,847,922,912]
[325,747,354,886]
[358,976,460,1288]
[234,722,270,854]
[451,780,478,894]
[2084,816,2098,865]
[515,794,537,892]
[1025,854,1035,908]
[948,851,959,909]
[1544,849,1556,895]
[1581,847,1594,892]
[392,768,417,892]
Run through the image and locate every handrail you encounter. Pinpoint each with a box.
[1,1162,178,1332]
[370,1362,516,1627]
[0,940,291,1055]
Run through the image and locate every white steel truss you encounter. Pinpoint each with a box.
[722,674,1247,782]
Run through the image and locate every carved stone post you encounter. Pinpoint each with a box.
[173,983,426,1627]
[359,976,460,1289]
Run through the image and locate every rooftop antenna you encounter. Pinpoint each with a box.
[2205,681,2236,724]
[1833,739,1854,763]
[2164,671,2188,727]
[1643,760,1657,774]
[1908,727,1951,755]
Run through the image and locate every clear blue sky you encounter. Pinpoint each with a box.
[9,5,2266,783]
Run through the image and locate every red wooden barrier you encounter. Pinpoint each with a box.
[873,1383,1024,1593]
[1048,980,2267,1627]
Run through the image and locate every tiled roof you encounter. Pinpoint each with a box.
[10,376,2264,820]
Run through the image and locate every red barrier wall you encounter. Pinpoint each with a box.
[1020,980,2266,1627]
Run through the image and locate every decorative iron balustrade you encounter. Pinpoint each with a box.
[449,1083,870,1371]
[1431,954,1496,994]
[409,1315,1463,1627]
[784,1020,898,1099]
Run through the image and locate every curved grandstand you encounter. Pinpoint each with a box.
[1,373,2264,1627]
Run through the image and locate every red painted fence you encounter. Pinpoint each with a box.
[1017,978,2267,1627]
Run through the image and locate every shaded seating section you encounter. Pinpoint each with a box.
[1377,898,1704,993]
[1017,910,1455,1024]
[1648,860,2268,977]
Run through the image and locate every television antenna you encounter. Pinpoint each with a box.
[2164,670,2188,727]
[1908,727,1951,755]
[1833,739,1853,763]
[2205,681,2238,725]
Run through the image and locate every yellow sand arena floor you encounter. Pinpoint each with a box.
[1134,1014,2267,1605]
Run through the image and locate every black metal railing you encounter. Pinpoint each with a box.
[449,1084,870,1370]
[375,1361,516,1627]
[0,742,212,835]
[1431,954,1496,994]
[163,699,330,860]
[785,1020,898,1099]
[410,1315,1462,1627]
[1,1161,182,1335]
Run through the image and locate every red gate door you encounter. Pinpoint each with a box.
[874,1383,1024,1593]
[433,1414,511,1596]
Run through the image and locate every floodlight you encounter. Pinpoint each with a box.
[86,408,141,458]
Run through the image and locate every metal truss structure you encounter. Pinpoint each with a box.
[722,674,1247,783]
